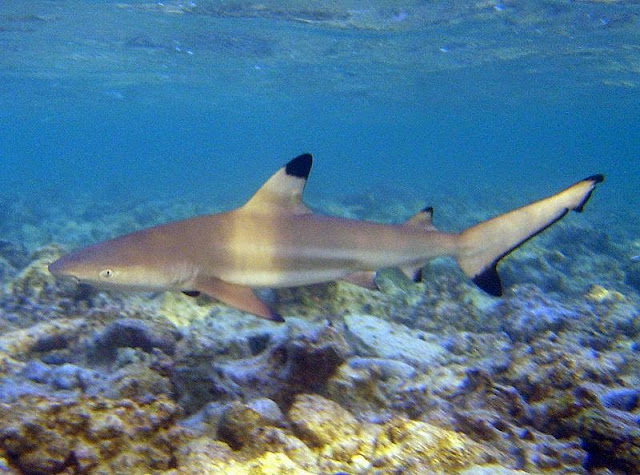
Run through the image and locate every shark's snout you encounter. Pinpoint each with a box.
[48,256,78,283]
[48,257,66,276]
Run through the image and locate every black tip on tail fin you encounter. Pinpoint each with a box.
[286,154,313,179]
[472,265,503,297]
[575,174,604,212]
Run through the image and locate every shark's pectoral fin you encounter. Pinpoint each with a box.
[194,276,284,322]
[343,271,378,290]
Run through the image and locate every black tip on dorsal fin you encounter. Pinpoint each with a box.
[242,153,313,214]
[472,265,502,297]
[286,154,312,179]
[575,174,604,213]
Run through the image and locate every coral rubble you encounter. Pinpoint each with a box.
[0,192,638,474]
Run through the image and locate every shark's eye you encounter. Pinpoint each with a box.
[100,268,115,279]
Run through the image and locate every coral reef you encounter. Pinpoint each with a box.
[0,191,638,474]
[176,393,501,475]
[0,392,512,475]
[0,395,185,474]
[1,0,638,471]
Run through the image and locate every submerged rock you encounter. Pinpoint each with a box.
[0,395,186,474]
[174,393,502,475]
[0,240,30,270]
[289,393,359,447]
[499,287,582,343]
[344,313,449,369]
[6,245,65,301]
[0,319,88,359]
[89,318,179,362]
[172,318,352,412]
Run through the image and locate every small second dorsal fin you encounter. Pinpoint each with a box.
[242,154,313,214]
[405,206,436,231]
[397,207,435,283]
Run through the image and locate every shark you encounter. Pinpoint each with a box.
[48,154,603,322]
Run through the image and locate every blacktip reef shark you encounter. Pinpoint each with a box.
[48,154,603,322]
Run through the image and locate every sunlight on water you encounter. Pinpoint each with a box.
[0,0,638,212]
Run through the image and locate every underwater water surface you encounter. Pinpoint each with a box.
[0,1,639,474]
[1,1,638,211]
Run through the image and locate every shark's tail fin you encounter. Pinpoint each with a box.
[456,174,604,296]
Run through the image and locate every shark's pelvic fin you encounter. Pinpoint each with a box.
[241,153,313,215]
[194,275,284,322]
[457,174,604,296]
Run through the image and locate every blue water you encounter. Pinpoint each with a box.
[1,0,638,231]
[1,4,640,472]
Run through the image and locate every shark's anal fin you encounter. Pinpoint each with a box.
[194,276,284,322]
[343,271,378,290]
[400,266,424,283]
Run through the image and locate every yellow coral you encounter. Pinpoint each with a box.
[172,394,500,475]
[157,292,212,327]
[0,393,508,474]
[373,418,482,473]
[218,452,315,475]
[586,284,625,303]
[173,439,315,475]
[0,395,185,475]
[290,394,489,475]
[288,393,359,447]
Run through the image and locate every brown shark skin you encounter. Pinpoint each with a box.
[48,154,603,321]
[49,212,457,286]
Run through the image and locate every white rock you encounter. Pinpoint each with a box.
[344,314,448,370]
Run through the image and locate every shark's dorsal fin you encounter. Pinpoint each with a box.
[242,154,313,215]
